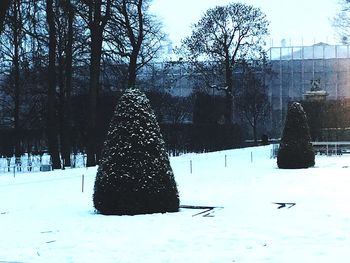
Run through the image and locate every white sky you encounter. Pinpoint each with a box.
[150,0,340,48]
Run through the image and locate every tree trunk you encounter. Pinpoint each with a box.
[57,0,74,168]
[46,0,61,169]
[61,0,74,167]
[58,47,66,167]
[123,0,143,88]
[253,117,257,145]
[86,18,103,167]
[12,0,21,158]
[86,0,111,166]
[224,92,233,124]
[128,51,138,87]
[224,49,234,124]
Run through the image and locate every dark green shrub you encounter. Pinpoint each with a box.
[93,87,180,215]
[277,102,315,169]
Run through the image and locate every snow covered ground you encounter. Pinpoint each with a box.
[1,145,350,262]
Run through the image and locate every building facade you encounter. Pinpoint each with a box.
[267,43,350,136]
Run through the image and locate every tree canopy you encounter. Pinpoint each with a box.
[182,2,269,123]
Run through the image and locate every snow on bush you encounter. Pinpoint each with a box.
[277,102,315,169]
[93,87,180,215]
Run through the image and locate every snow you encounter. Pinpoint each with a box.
[1,145,350,262]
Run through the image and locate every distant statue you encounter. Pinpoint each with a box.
[310,79,321,91]
[304,78,328,101]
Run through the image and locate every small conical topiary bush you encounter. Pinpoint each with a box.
[93,87,180,215]
[277,102,315,169]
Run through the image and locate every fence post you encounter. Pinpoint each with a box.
[190,160,192,174]
[251,152,253,163]
[225,155,227,167]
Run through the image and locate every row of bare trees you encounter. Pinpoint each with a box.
[0,0,165,168]
[0,1,279,165]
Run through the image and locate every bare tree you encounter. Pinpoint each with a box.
[105,0,165,88]
[182,3,269,124]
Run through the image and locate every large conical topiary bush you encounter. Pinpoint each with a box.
[277,102,315,169]
[93,87,180,215]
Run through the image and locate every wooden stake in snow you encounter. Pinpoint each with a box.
[82,174,84,193]
[225,155,227,167]
[190,160,192,174]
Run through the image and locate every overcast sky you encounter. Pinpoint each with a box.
[150,0,340,48]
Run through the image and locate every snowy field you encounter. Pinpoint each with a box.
[1,145,350,262]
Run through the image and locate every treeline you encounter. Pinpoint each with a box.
[0,1,272,166]
[0,0,167,167]
[161,123,243,155]
[0,90,244,157]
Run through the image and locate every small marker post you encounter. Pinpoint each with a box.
[82,174,84,193]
